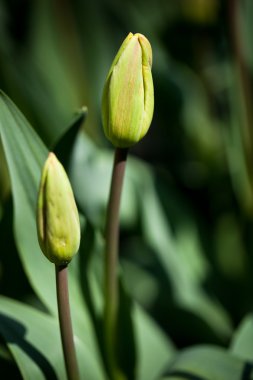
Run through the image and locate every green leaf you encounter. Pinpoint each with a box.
[230,314,253,363]
[162,345,251,380]
[0,91,105,377]
[0,296,105,380]
[121,259,159,309]
[0,296,66,380]
[133,304,176,380]
[135,164,233,340]
[0,91,49,308]
[0,0,87,148]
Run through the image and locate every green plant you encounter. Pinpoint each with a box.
[0,85,173,379]
[1,1,253,379]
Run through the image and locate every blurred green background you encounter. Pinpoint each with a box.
[1,0,253,375]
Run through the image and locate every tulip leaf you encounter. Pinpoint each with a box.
[162,345,252,380]
[134,304,176,380]
[0,296,104,380]
[0,91,105,376]
[136,164,232,340]
[230,314,253,363]
[0,0,87,148]
[0,91,50,308]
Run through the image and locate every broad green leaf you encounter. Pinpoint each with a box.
[121,259,159,308]
[0,91,105,376]
[136,164,233,340]
[0,90,49,308]
[133,304,176,380]
[0,140,10,205]
[162,345,251,380]
[230,314,253,362]
[0,0,86,148]
[29,0,87,146]
[0,296,104,380]
[0,296,66,380]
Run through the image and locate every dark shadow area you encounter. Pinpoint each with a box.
[78,220,100,329]
[150,167,249,346]
[115,279,136,380]
[242,362,253,380]
[78,221,108,372]
[53,107,87,169]
[0,336,22,380]
[0,313,58,380]
[0,198,33,300]
[165,370,206,380]
[120,225,225,348]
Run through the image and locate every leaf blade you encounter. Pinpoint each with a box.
[0,91,105,378]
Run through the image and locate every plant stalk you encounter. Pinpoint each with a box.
[104,147,128,377]
[55,265,80,380]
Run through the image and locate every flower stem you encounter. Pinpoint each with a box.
[104,147,128,378]
[55,265,80,380]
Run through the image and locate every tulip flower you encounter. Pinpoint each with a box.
[37,153,81,379]
[101,32,155,379]
[102,32,154,148]
[37,152,80,266]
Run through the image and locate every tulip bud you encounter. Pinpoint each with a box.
[37,153,80,266]
[102,32,154,148]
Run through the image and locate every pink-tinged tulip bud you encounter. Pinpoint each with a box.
[102,32,154,148]
[37,153,80,265]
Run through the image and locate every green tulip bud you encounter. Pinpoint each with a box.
[102,32,154,148]
[37,153,80,266]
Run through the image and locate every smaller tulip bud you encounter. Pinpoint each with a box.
[102,32,154,148]
[37,153,80,266]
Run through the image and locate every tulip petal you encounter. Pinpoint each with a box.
[37,153,80,265]
[102,32,154,148]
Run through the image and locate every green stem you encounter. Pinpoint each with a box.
[55,265,80,380]
[104,147,128,378]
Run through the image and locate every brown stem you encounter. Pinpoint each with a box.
[104,147,128,378]
[55,265,80,380]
